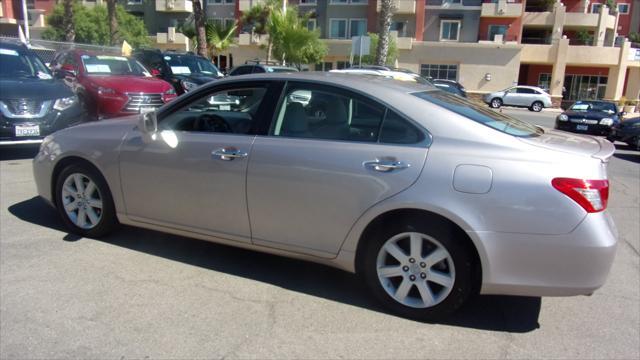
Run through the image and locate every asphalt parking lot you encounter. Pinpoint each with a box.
[1,109,638,359]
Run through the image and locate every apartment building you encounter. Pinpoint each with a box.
[0,0,55,38]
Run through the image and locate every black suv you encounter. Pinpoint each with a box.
[0,40,85,145]
[228,60,298,76]
[133,49,223,95]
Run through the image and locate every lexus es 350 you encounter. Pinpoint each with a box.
[33,73,617,320]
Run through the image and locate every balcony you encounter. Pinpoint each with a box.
[481,0,523,18]
[239,0,264,11]
[377,0,416,14]
[156,27,190,49]
[520,44,621,65]
[523,11,616,30]
[155,0,193,12]
[238,33,269,46]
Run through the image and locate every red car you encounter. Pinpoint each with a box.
[50,50,177,119]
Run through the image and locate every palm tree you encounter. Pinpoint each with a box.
[62,0,75,42]
[241,0,280,61]
[206,21,237,71]
[375,0,394,66]
[268,8,326,68]
[192,0,208,57]
[106,0,118,46]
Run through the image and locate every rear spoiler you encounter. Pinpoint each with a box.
[591,136,616,163]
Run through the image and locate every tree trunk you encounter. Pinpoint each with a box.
[63,0,75,42]
[193,0,208,57]
[107,0,118,46]
[375,0,394,66]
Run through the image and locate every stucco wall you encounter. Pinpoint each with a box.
[423,10,481,42]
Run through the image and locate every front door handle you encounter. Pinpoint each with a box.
[364,159,410,172]
[212,147,248,161]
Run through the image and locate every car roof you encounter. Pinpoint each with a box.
[0,40,29,52]
[213,72,436,95]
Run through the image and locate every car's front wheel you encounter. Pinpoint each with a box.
[361,220,473,321]
[490,98,502,109]
[54,163,118,238]
[530,101,543,112]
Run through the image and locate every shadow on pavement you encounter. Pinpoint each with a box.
[9,196,541,333]
[613,150,639,164]
[0,145,39,161]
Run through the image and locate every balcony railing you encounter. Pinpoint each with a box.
[155,0,193,12]
[481,0,523,17]
[377,0,416,14]
[523,11,616,30]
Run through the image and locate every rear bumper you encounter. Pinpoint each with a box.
[476,211,617,297]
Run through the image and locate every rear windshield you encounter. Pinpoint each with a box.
[412,91,542,137]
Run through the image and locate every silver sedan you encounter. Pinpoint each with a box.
[33,73,617,320]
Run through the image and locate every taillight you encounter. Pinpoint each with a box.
[552,178,609,213]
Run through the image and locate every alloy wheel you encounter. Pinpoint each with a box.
[61,173,103,229]
[376,232,456,309]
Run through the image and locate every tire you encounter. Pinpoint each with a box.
[361,217,473,321]
[530,101,543,112]
[54,163,118,238]
[490,98,502,109]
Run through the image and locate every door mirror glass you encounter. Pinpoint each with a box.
[140,111,158,134]
[61,64,76,76]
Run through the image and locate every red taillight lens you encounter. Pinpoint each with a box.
[552,178,609,213]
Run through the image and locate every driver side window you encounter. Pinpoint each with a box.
[160,86,268,135]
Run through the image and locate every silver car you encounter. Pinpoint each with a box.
[483,85,552,112]
[33,73,617,320]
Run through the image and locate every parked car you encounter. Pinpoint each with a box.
[228,60,298,76]
[607,116,640,150]
[0,40,85,145]
[483,85,552,112]
[431,79,467,98]
[555,100,623,136]
[50,50,177,119]
[133,49,223,95]
[33,73,617,321]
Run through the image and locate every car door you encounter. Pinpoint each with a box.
[118,81,281,242]
[246,82,429,256]
[502,87,520,106]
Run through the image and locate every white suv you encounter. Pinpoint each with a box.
[483,85,552,112]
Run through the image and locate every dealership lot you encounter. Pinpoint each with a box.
[1,110,638,359]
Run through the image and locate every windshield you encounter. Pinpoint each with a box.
[0,47,51,79]
[569,101,617,114]
[81,55,148,76]
[412,91,542,137]
[164,55,219,76]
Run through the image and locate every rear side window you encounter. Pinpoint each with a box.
[516,88,536,94]
[252,66,266,73]
[380,110,424,144]
[412,91,542,137]
[230,66,253,75]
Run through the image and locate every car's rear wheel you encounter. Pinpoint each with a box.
[54,163,118,237]
[490,98,502,109]
[361,221,473,321]
[530,101,543,112]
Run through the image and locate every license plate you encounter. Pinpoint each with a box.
[139,107,155,114]
[15,125,40,137]
[576,124,588,131]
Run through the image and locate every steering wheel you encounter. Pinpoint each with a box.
[198,114,232,133]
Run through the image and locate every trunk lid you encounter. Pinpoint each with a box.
[519,128,615,162]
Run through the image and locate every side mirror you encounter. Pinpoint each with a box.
[60,64,76,77]
[139,111,157,134]
[151,68,162,77]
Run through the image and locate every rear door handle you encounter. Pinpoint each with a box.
[364,160,410,172]
[212,147,248,161]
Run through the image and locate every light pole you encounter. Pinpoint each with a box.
[21,0,30,41]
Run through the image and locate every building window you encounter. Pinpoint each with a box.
[337,61,349,69]
[300,0,317,4]
[307,19,317,31]
[330,0,348,3]
[488,25,507,41]
[315,62,334,71]
[349,19,367,37]
[330,19,348,39]
[443,0,462,4]
[538,73,551,91]
[208,0,223,4]
[224,18,235,29]
[617,3,630,14]
[591,3,602,13]
[420,64,458,81]
[563,74,608,100]
[440,20,460,42]
[330,0,367,3]
[349,0,368,3]
[391,21,407,37]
